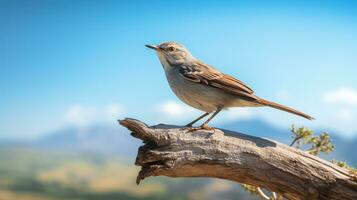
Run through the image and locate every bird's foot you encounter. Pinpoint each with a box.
[201,124,214,130]
[185,124,214,132]
[179,123,192,131]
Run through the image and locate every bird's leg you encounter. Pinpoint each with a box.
[187,107,223,132]
[199,106,223,130]
[185,112,210,127]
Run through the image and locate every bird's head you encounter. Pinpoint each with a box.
[145,42,194,68]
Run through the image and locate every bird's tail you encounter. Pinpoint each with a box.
[258,98,314,120]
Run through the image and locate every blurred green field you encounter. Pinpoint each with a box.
[0,147,258,200]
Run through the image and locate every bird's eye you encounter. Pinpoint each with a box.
[167,46,175,52]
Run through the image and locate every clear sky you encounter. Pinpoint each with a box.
[1,0,357,139]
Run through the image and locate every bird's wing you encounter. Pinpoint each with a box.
[179,61,259,101]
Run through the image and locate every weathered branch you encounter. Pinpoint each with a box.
[118,118,357,200]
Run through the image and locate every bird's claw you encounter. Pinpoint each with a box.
[185,124,214,132]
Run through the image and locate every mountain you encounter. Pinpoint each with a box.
[221,119,288,141]
[32,124,141,156]
[2,119,356,167]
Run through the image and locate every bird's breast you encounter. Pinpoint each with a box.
[164,68,239,112]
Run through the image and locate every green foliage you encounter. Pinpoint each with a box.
[290,125,334,156]
[307,133,334,156]
[290,125,314,148]
[241,184,259,195]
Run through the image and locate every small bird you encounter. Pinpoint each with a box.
[146,42,314,130]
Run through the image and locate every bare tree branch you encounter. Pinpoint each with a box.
[257,187,271,200]
[118,118,357,200]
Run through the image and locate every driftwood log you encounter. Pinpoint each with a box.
[118,118,357,200]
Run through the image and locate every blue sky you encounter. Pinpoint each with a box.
[1,0,357,139]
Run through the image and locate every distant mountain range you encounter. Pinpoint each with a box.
[3,119,357,167]
[32,124,142,156]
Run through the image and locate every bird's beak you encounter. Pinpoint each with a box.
[145,44,158,50]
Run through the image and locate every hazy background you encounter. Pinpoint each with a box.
[1,0,357,199]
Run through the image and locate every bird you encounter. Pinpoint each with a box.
[145,41,314,130]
